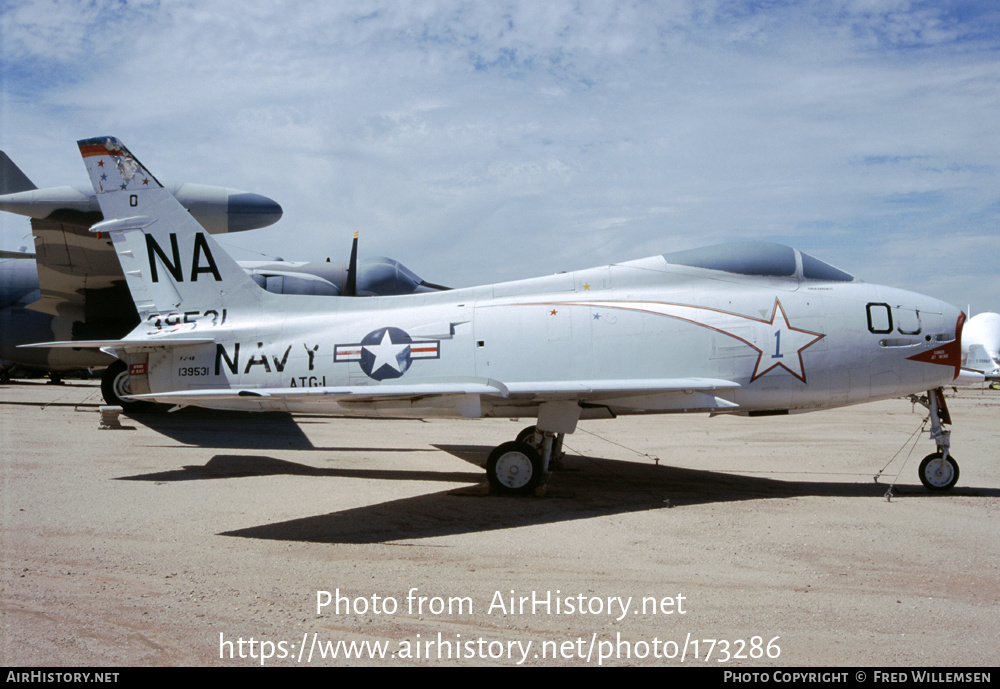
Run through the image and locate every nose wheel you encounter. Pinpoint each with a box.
[918,452,959,492]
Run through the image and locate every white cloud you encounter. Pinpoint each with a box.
[1,0,997,308]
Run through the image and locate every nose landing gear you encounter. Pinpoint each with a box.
[913,388,960,492]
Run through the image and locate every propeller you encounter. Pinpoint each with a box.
[344,230,358,297]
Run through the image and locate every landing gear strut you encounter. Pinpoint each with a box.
[516,425,566,466]
[913,388,960,492]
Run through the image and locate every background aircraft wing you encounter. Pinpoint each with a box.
[28,216,131,322]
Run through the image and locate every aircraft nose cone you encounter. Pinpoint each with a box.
[905,300,965,382]
[226,192,283,232]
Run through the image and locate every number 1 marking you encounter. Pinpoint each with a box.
[772,330,784,359]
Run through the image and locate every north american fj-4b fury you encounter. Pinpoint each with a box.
[34,136,970,495]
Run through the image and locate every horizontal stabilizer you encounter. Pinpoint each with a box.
[954,368,986,385]
[20,337,215,352]
[0,249,35,259]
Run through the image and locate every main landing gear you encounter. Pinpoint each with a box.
[485,425,568,496]
[912,388,960,492]
[101,360,132,407]
[101,360,155,412]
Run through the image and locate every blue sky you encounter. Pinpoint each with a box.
[2,0,997,310]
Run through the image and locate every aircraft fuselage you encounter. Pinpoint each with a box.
[132,255,962,419]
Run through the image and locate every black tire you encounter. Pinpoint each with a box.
[486,441,544,495]
[918,452,959,492]
[101,360,155,412]
[515,425,539,447]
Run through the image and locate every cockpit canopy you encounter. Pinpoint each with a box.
[663,241,854,282]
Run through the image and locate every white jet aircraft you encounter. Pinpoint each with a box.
[35,137,969,494]
[961,312,1000,385]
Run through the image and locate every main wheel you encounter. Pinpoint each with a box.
[516,425,540,447]
[486,441,544,495]
[101,360,154,412]
[101,360,131,406]
[918,452,959,492]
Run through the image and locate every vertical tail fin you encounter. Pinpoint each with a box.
[77,137,263,319]
[0,151,37,194]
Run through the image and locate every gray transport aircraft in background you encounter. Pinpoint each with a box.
[33,137,970,495]
[0,151,445,403]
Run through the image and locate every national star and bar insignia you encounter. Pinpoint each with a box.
[335,327,441,381]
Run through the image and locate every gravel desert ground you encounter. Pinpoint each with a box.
[1,379,997,666]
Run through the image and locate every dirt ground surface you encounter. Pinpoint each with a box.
[1,379,997,667]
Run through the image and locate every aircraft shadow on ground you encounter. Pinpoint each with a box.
[127,408,440,453]
[190,444,998,544]
[117,453,480,484]
[127,408,318,450]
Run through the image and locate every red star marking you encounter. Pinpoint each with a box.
[97,160,105,167]
[142,178,150,185]
[550,309,558,316]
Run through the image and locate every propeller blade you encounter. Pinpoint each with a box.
[345,230,358,297]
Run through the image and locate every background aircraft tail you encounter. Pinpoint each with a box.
[77,136,265,320]
[0,152,37,195]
